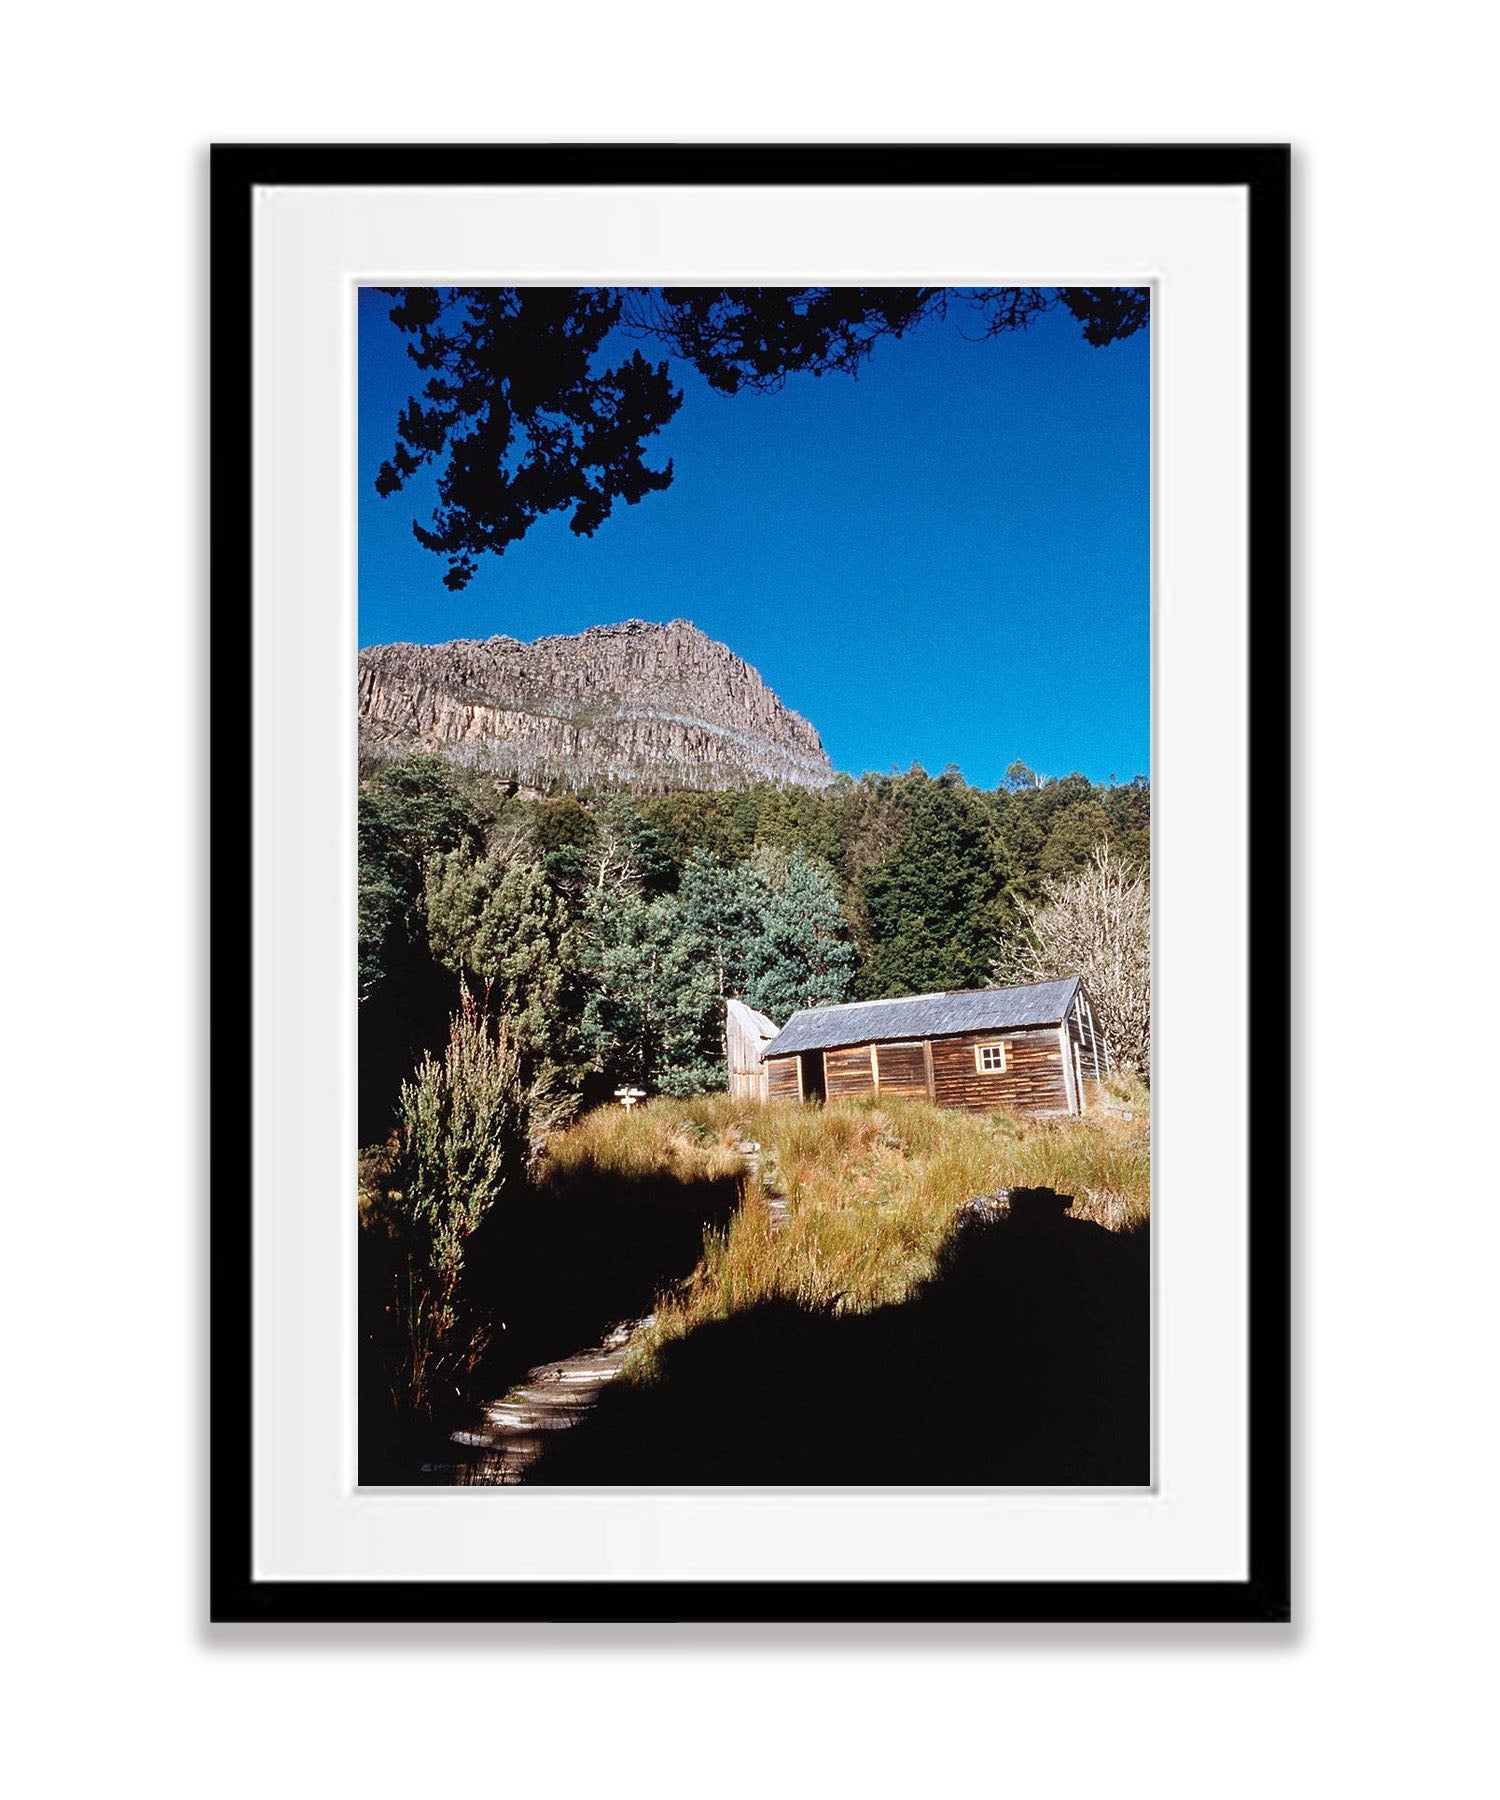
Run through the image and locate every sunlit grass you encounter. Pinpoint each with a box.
[536,1090,1151,1383]
[536,1100,744,1189]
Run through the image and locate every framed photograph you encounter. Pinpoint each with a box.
[212,144,1289,1623]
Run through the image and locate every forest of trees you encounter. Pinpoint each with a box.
[358,756,1150,1141]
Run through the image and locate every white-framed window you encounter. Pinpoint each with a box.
[975,1042,1008,1074]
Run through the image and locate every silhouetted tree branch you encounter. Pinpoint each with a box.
[374,288,683,591]
[375,286,1149,589]
[618,287,947,392]
[1057,288,1152,346]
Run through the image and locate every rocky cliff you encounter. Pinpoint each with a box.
[358,619,834,793]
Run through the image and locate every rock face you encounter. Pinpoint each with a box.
[358,618,834,793]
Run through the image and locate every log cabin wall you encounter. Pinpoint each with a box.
[765,1055,802,1102]
[824,1044,877,1099]
[764,1023,1081,1116]
[872,1040,930,1098]
[929,1027,1071,1114]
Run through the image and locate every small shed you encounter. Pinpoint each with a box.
[724,998,781,1100]
[758,978,1109,1117]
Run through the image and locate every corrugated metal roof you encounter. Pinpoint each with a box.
[765,978,1082,1058]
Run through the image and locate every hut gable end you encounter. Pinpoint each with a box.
[725,998,781,1101]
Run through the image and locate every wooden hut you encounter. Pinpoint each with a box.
[724,998,781,1100]
[757,978,1109,1116]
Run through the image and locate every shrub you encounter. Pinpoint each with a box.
[374,990,532,1420]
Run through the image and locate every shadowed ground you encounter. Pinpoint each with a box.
[525,1195,1150,1486]
[359,1156,743,1484]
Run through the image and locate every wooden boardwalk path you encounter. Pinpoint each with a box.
[735,1138,790,1232]
[450,1313,654,1485]
[450,1134,789,1484]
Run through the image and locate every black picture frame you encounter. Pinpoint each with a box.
[210,143,1290,1626]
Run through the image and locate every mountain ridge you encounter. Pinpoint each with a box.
[358,618,835,794]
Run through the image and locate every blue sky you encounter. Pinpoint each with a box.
[358,289,1150,789]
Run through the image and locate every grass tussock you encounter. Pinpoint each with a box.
[536,1100,744,1191]
[536,1092,1149,1383]
[1095,1069,1152,1115]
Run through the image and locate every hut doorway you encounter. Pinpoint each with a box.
[799,1050,826,1103]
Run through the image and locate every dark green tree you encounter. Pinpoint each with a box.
[1102,775,1152,871]
[636,788,760,876]
[676,851,758,1004]
[1039,796,1114,882]
[992,787,1048,904]
[751,782,845,869]
[669,850,767,1077]
[422,836,582,1082]
[582,794,673,897]
[859,774,1014,997]
[358,756,483,1000]
[577,889,718,1095]
[524,794,597,892]
[743,848,856,1021]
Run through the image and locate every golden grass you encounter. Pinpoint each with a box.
[1095,1069,1152,1115]
[535,1101,744,1189]
[536,1092,1151,1383]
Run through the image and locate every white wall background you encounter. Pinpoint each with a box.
[4,4,1495,1794]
